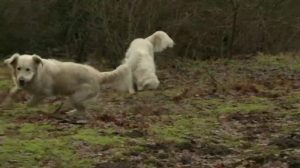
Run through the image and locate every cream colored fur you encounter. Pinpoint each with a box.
[2,53,132,114]
[123,31,174,91]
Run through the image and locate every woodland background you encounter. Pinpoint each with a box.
[0,0,299,65]
[1,1,300,167]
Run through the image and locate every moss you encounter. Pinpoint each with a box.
[214,97,274,114]
[19,123,55,139]
[128,145,145,153]
[216,132,249,149]
[254,53,300,71]
[0,137,93,168]
[191,98,225,110]
[0,79,12,90]
[0,119,16,135]
[255,54,286,66]
[20,123,53,133]
[247,143,281,156]
[163,88,185,97]
[136,90,156,98]
[191,96,273,116]
[0,119,7,135]
[0,122,93,167]
[290,63,300,70]
[0,54,299,166]
[72,128,126,145]
[281,92,300,105]
[152,116,218,143]
[152,126,186,143]
[2,103,56,119]
[215,103,271,114]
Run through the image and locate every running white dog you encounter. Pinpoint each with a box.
[2,53,132,114]
[123,31,174,91]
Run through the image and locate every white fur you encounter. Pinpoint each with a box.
[2,54,132,114]
[123,31,174,91]
[145,31,175,52]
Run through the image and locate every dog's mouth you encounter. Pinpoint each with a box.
[18,79,26,87]
[17,74,35,87]
[18,78,31,87]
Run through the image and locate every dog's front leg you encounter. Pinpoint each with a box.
[27,95,44,107]
[125,70,135,94]
[1,86,21,107]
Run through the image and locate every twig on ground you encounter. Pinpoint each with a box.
[52,102,64,114]
[204,65,224,93]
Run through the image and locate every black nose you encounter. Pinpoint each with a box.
[19,79,25,86]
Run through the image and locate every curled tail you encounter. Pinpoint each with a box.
[145,31,174,52]
[98,64,130,84]
[98,64,135,94]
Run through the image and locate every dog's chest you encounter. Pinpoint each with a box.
[51,83,73,95]
[25,83,51,96]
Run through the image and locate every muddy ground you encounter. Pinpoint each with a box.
[0,53,300,168]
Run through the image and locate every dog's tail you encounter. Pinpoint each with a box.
[98,64,130,84]
[98,64,134,94]
[145,31,174,53]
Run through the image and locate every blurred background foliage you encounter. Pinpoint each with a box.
[0,0,299,65]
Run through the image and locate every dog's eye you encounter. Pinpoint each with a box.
[26,68,30,72]
[17,67,21,71]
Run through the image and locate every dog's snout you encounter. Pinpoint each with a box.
[19,78,25,86]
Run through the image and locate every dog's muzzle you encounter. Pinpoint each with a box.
[18,78,26,87]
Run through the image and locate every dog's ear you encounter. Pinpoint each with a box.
[32,54,43,66]
[4,53,20,67]
[146,31,174,52]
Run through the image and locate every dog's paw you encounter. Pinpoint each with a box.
[137,85,144,91]
[66,110,89,124]
[129,89,136,94]
[65,109,78,115]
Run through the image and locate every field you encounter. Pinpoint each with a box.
[0,53,300,168]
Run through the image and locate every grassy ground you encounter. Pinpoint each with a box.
[0,53,300,168]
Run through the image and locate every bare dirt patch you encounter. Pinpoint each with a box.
[221,111,280,141]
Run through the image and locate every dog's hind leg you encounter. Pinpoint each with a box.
[69,84,98,116]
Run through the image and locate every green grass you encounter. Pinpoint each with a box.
[214,101,273,114]
[152,115,219,143]
[19,123,55,139]
[0,79,12,90]
[0,137,93,168]
[72,128,126,145]
[0,53,299,167]
[0,119,8,135]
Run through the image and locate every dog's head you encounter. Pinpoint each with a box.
[143,78,160,90]
[145,31,174,53]
[4,53,43,88]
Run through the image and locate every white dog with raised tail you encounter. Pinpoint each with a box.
[123,31,174,91]
[2,53,132,115]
